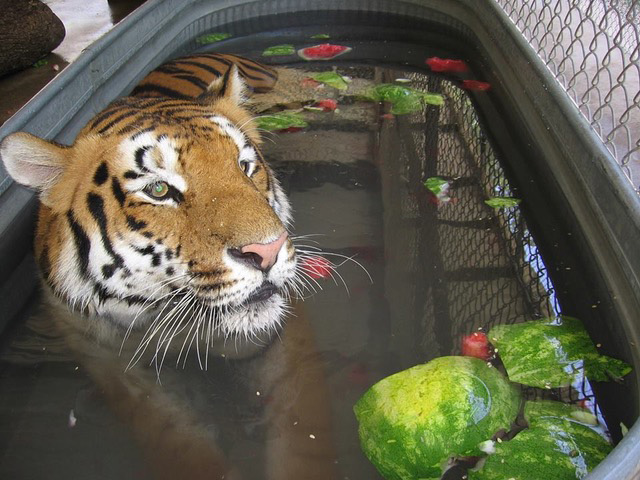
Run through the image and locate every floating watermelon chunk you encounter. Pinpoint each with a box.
[300,256,332,279]
[311,71,350,90]
[462,332,493,361]
[255,112,308,132]
[314,99,338,111]
[462,79,492,91]
[195,33,231,44]
[354,356,520,480]
[425,57,469,73]
[262,44,296,56]
[298,43,352,60]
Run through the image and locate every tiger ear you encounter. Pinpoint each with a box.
[200,64,249,106]
[0,132,67,207]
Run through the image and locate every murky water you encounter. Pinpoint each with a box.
[0,20,636,480]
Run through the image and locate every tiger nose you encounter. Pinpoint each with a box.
[228,232,288,271]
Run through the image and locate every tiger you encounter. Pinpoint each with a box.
[0,54,337,479]
[1,53,295,346]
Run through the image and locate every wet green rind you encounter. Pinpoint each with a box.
[311,71,349,90]
[254,112,308,131]
[524,400,599,428]
[195,33,231,44]
[361,84,444,114]
[470,403,612,480]
[424,177,448,195]
[354,356,520,480]
[262,44,296,56]
[484,197,520,208]
[489,317,632,388]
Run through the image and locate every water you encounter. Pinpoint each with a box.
[0,20,636,480]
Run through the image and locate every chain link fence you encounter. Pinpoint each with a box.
[494,0,640,193]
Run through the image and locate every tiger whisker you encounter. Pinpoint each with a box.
[154,294,197,378]
[126,290,192,370]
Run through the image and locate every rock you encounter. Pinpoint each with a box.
[0,0,66,77]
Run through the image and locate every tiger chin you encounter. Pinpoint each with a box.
[0,63,297,363]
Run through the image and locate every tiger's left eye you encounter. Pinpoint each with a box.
[239,160,254,176]
[144,181,170,199]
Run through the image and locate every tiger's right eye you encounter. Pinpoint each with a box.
[144,181,170,199]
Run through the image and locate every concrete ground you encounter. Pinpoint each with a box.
[0,0,145,127]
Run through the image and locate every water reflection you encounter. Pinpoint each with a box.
[1,296,337,480]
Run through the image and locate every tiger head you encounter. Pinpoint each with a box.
[0,67,298,352]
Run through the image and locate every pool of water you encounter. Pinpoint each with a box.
[0,20,636,480]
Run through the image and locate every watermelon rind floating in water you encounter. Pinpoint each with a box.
[488,316,632,388]
[310,71,350,90]
[353,356,520,480]
[362,84,444,114]
[262,44,296,56]
[469,400,612,480]
[484,197,521,208]
[195,33,231,44]
[254,112,308,132]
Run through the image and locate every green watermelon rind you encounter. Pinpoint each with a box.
[489,317,632,388]
[354,356,520,480]
[254,112,308,131]
[470,401,612,480]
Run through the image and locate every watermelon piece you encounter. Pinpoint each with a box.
[423,177,451,206]
[311,72,350,90]
[298,43,352,60]
[470,400,612,480]
[314,99,338,111]
[462,332,493,361]
[363,84,444,114]
[262,44,296,56]
[425,57,469,73]
[255,112,308,132]
[301,77,322,89]
[484,197,521,208]
[354,356,520,480]
[195,33,231,44]
[300,256,332,279]
[461,79,491,91]
[489,316,632,388]
[423,177,449,196]
[524,400,600,429]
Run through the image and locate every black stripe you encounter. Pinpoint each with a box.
[93,162,109,186]
[87,193,124,267]
[174,73,210,90]
[126,215,147,231]
[111,177,126,206]
[134,146,150,172]
[93,282,149,306]
[89,104,129,131]
[134,245,155,256]
[102,264,115,279]
[97,110,141,135]
[222,53,277,81]
[153,64,188,75]
[218,67,233,98]
[66,211,91,276]
[131,84,191,99]
[175,59,227,76]
[124,170,141,179]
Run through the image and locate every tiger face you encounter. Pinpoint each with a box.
[0,67,297,349]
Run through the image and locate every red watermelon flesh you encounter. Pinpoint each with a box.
[298,44,352,60]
